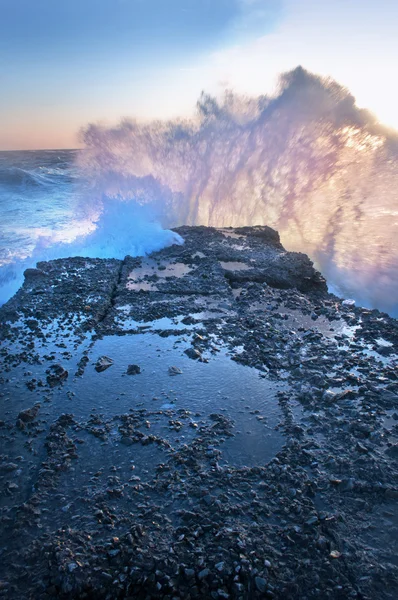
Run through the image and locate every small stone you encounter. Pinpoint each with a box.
[17,403,40,425]
[255,577,267,593]
[120,436,133,446]
[323,390,336,402]
[184,568,195,579]
[0,463,18,473]
[16,419,25,430]
[46,364,68,386]
[198,568,210,580]
[169,366,183,376]
[184,348,203,360]
[127,364,141,375]
[356,442,369,453]
[95,356,114,372]
[385,444,398,458]
[264,560,271,568]
[6,483,19,492]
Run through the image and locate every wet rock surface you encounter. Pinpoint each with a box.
[0,226,397,599]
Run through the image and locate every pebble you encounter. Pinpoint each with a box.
[255,576,268,593]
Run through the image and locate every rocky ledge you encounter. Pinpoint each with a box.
[0,226,397,600]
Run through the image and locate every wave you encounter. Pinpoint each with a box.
[0,165,76,190]
[77,66,398,315]
[1,67,398,315]
[0,197,183,305]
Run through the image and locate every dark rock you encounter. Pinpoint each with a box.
[95,356,114,372]
[184,348,203,360]
[17,403,40,426]
[46,364,68,386]
[169,366,183,375]
[23,268,47,280]
[255,576,268,593]
[385,444,398,458]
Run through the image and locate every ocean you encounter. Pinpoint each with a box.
[0,150,82,267]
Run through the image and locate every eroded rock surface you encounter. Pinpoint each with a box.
[0,226,397,599]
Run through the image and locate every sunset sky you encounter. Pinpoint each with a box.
[1,0,397,150]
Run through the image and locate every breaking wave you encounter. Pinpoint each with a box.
[78,66,398,315]
[0,166,52,188]
[1,67,398,316]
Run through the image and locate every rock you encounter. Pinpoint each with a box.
[0,463,18,473]
[385,444,398,458]
[255,576,268,593]
[26,319,39,330]
[323,390,336,402]
[17,403,40,425]
[306,515,319,526]
[95,356,114,372]
[198,568,210,580]
[1,225,398,600]
[24,268,46,280]
[356,442,369,453]
[169,366,183,376]
[184,568,195,579]
[46,364,68,386]
[339,478,355,492]
[264,560,271,568]
[120,436,134,446]
[184,348,203,360]
[16,418,26,430]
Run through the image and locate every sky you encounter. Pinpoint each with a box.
[1,0,397,150]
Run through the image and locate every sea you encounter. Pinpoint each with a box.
[0,150,82,268]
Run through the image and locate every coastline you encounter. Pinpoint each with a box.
[0,226,397,599]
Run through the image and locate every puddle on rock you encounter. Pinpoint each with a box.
[126,260,194,291]
[220,262,250,271]
[126,281,159,291]
[128,259,192,281]
[69,333,285,467]
[249,306,361,341]
[112,314,201,333]
[219,229,245,240]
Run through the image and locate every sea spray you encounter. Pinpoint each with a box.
[78,67,398,315]
[1,67,398,314]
